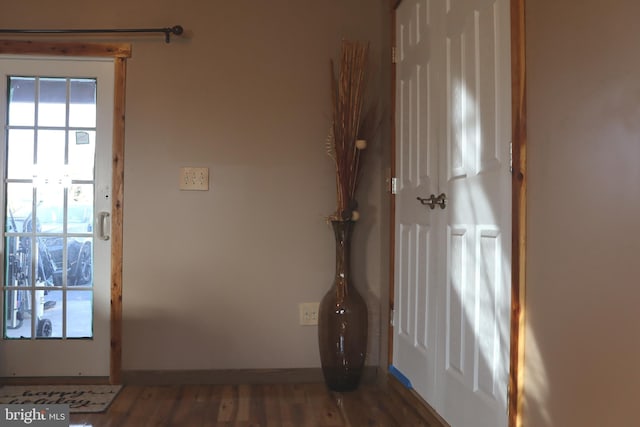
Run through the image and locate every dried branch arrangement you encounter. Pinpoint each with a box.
[327,40,370,222]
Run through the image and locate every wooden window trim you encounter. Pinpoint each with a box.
[0,40,129,384]
[0,40,131,58]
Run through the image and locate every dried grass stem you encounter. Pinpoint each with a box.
[328,40,369,220]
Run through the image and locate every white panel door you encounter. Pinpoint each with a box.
[0,57,114,377]
[393,0,444,406]
[393,0,511,425]
[439,0,511,425]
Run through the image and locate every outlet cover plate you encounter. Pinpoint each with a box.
[299,302,320,326]
[180,167,209,191]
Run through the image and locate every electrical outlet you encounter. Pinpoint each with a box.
[179,167,209,191]
[299,302,320,326]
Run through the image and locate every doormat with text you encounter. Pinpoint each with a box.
[0,384,122,413]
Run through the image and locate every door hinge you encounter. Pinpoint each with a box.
[392,46,397,64]
[390,177,398,195]
[509,141,513,174]
[507,382,511,415]
[390,309,395,327]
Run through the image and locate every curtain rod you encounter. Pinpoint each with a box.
[0,25,184,43]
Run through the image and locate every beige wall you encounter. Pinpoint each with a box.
[0,1,392,371]
[525,1,640,425]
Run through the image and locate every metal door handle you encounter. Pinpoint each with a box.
[417,195,436,209]
[416,193,447,209]
[98,212,110,240]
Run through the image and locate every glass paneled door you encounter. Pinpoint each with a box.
[0,57,113,377]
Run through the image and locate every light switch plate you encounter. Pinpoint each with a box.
[179,167,209,191]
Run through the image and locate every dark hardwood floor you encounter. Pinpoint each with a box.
[69,382,439,426]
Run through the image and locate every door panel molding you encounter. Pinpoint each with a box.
[0,40,130,384]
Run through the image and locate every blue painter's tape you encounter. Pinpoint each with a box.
[389,365,413,389]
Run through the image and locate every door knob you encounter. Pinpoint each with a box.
[416,193,447,209]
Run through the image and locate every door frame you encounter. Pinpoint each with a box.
[387,1,527,426]
[0,40,130,384]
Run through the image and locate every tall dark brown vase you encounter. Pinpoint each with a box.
[318,219,368,392]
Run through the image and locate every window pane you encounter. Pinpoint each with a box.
[36,130,65,178]
[38,78,67,127]
[69,79,96,128]
[5,236,33,288]
[6,183,33,233]
[68,238,92,287]
[8,77,36,126]
[68,130,95,180]
[69,185,94,234]
[37,237,62,287]
[36,186,64,234]
[37,288,60,338]
[4,289,33,338]
[7,129,34,180]
[66,290,92,338]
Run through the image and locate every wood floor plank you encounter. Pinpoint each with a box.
[307,383,343,426]
[216,385,237,422]
[169,385,197,425]
[202,385,225,427]
[176,385,212,426]
[236,384,251,421]
[262,384,282,427]
[277,384,299,427]
[246,384,266,424]
[146,385,182,426]
[121,386,164,427]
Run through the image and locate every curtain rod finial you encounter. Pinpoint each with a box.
[165,25,184,43]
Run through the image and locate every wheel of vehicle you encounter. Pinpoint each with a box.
[36,318,52,337]
[71,241,92,286]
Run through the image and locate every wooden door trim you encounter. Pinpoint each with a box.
[0,40,130,385]
[388,0,398,368]
[110,56,127,384]
[387,1,527,426]
[509,0,527,425]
